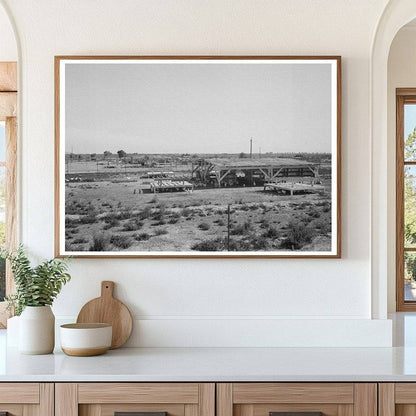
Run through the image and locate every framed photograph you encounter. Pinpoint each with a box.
[55,56,341,258]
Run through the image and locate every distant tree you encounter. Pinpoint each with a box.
[117,150,127,159]
[90,153,96,160]
[405,127,416,248]
[239,152,247,159]
[103,150,112,159]
[406,127,416,161]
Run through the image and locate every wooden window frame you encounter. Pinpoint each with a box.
[0,62,17,327]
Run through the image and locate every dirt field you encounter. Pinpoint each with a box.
[65,180,332,252]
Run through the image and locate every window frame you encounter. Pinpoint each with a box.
[0,62,17,327]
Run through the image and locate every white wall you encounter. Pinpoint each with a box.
[1,0,393,346]
[387,25,416,313]
[0,4,17,61]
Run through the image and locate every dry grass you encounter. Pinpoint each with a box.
[65,181,332,252]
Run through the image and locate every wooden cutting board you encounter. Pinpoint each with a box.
[76,281,133,349]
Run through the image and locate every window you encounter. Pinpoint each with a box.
[0,121,5,300]
[396,89,416,310]
[0,62,17,327]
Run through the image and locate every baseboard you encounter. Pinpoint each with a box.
[55,317,392,347]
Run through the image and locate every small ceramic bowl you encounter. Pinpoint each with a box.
[60,323,112,357]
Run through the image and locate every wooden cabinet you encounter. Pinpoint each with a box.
[378,383,416,416]
[55,383,215,416]
[0,381,386,416]
[0,383,53,416]
[217,383,377,416]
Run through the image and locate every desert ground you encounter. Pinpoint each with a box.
[64,159,332,252]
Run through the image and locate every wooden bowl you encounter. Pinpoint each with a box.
[60,323,112,356]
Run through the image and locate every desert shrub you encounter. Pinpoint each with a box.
[308,209,321,218]
[119,209,133,220]
[149,195,158,204]
[104,213,118,223]
[65,242,84,252]
[191,238,226,251]
[262,225,279,239]
[139,206,152,220]
[154,228,168,236]
[248,235,269,250]
[231,220,252,236]
[279,221,315,250]
[110,234,133,249]
[259,219,269,229]
[198,222,210,231]
[122,219,143,231]
[79,210,98,224]
[312,218,331,233]
[249,205,258,211]
[168,218,179,224]
[65,217,79,228]
[170,212,181,219]
[152,204,166,221]
[103,219,119,230]
[227,239,250,251]
[72,237,88,244]
[322,202,331,212]
[135,232,151,241]
[238,204,250,212]
[181,207,192,217]
[214,219,225,226]
[90,234,110,251]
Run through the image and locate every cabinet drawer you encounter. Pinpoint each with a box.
[379,383,416,416]
[56,383,215,416]
[0,383,53,416]
[217,383,376,416]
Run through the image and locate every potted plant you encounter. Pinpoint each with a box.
[1,246,71,354]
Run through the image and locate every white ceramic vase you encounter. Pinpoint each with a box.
[6,315,20,347]
[19,306,55,354]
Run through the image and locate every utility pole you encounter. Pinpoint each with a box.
[250,138,253,159]
[227,204,231,251]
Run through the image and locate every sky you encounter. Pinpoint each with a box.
[65,61,333,155]
[405,104,416,140]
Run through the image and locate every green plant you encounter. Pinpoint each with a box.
[1,245,71,316]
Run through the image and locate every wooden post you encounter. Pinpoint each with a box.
[227,204,230,251]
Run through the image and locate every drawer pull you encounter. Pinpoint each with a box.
[115,413,167,416]
[270,413,324,416]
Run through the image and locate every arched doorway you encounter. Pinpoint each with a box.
[371,1,416,319]
[0,0,18,327]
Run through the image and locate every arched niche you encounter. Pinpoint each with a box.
[371,0,416,319]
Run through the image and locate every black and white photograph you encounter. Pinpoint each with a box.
[55,57,341,258]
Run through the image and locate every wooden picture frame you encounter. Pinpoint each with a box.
[55,56,341,258]
[396,88,416,311]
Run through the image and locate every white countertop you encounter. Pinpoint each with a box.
[1,328,416,382]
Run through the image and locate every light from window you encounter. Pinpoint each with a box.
[0,121,5,301]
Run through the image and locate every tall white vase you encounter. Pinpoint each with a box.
[19,306,55,354]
